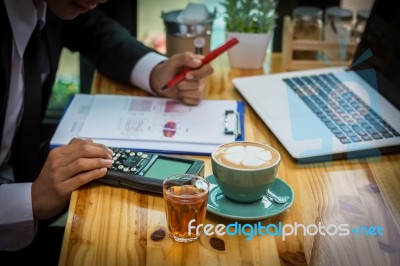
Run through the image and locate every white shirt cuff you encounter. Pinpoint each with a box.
[0,183,36,251]
[130,52,167,94]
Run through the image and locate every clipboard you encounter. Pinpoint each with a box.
[50,94,245,155]
[224,103,244,140]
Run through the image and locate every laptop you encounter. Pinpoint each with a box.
[233,0,400,162]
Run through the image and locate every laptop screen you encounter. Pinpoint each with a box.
[351,0,400,110]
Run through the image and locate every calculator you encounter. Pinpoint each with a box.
[98,147,205,194]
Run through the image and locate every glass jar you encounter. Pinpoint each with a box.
[324,6,353,62]
[293,6,322,59]
[352,9,370,44]
[292,6,323,59]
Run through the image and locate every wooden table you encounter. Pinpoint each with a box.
[59,54,400,265]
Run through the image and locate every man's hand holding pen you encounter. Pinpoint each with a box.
[150,52,213,106]
[149,37,238,105]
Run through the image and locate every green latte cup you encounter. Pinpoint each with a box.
[211,141,281,203]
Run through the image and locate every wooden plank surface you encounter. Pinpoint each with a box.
[59,54,400,266]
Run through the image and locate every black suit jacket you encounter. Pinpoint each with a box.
[0,2,155,181]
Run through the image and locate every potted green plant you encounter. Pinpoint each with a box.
[221,0,278,69]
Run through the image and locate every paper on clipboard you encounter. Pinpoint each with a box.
[50,94,244,154]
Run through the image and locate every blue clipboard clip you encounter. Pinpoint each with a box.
[224,110,242,138]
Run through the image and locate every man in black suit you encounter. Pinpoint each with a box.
[0,0,213,253]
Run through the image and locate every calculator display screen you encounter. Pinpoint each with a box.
[144,158,192,179]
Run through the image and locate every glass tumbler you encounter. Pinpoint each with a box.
[163,174,209,243]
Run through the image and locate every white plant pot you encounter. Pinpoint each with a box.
[226,32,273,69]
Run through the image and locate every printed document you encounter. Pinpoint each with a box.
[51,94,243,154]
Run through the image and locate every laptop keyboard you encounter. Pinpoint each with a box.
[283,73,399,144]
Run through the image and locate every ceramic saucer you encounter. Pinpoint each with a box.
[206,175,294,221]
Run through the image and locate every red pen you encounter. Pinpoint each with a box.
[161,37,239,91]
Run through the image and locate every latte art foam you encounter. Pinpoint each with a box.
[213,142,279,169]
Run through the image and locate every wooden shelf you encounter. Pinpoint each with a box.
[282,16,357,71]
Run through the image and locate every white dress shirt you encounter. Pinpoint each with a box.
[0,0,46,251]
[0,0,166,251]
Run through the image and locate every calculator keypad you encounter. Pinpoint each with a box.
[110,148,153,174]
